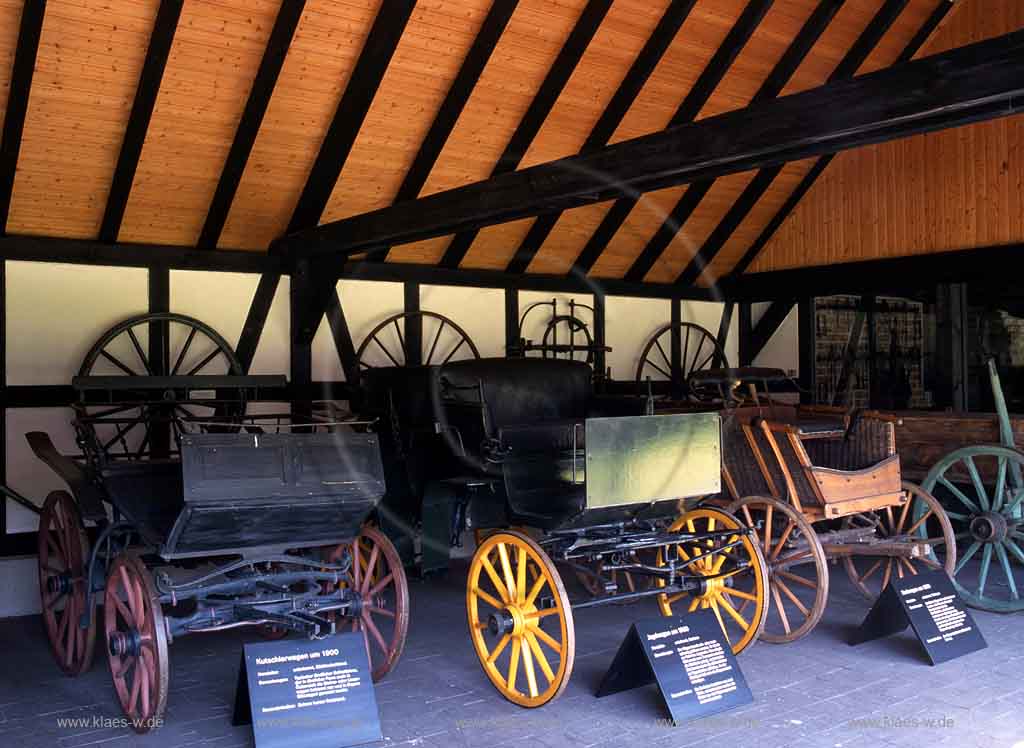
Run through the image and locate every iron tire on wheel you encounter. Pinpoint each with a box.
[729,496,828,643]
[467,530,575,707]
[38,490,97,675]
[655,507,768,654]
[326,526,410,681]
[104,554,169,733]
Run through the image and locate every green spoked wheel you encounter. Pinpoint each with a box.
[922,445,1024,612]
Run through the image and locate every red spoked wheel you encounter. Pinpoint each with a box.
[104,555,169,733]
[325,526,409,681]
[38,490,97,675]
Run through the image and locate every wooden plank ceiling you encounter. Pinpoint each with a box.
[0,0,971,287]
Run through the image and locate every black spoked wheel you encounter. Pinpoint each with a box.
[356,312,480,371]
[76,313,246,459]
[635,322,728,401]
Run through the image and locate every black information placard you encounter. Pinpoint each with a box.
[596,611,752,726]
[233,631,382,748]
[850,568,987,665]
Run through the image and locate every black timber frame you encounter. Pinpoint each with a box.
[504,0,699,274]
[628,0,843,284]
[286,0,416,233]
[439,0,613,269]
[98,0,183,243]
[0,0,46,235]
[675,0,908,287]
[574,0,774,277]
[198,0,305,249]
[279,29,1024,262]
[727,0,955,279]
[379,0,519,262]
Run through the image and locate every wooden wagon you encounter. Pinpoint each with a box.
[690,368,956,642]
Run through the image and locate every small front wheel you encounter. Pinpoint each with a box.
[467,530,574,707]
[656,507,769,654]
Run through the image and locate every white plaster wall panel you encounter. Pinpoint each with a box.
[420,285,504,360]
[754,305,800,377]
[605,296,671,381]
[334,280,405,373]
[311,317,344,382]
[0,557,41,616]
[517,291,594,356]
[169,271,290,377]
[4,408,79,532]
[5,261,148,385]
[680,300,737,369]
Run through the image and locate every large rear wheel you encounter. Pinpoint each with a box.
[655,507,768,654]
[467,530,574,707]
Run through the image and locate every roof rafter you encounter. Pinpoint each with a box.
[377,0,519,262]
[286,0,416,234]
[438,0,614,269]
[98,0,183,243]
[278,28,1024,261]
[0,0,46,234]
[727,0,958,279]
[570,0,776,277]
[503,0,699,274]
[627,0,847,284]
[198,0,305,249]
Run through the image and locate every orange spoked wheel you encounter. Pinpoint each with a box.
[467,531,574,707]
[104,554,169,733]
[38,490,97,676]
[325,526,409,682]
[655,507,768,655]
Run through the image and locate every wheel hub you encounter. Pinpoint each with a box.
[969,512,1008,543]
[47,571,72,596]
[487,606,527,637]
[696,575,725,600]
[109,628,142,657]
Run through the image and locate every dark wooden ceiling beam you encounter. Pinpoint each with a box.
[628,0,845,284]
[747,299,796,362]
[570,0,775,276]
[727,0,952,279]
[98,0,183,243]
[503,0,699,274]
[198,0,305,249]
[286,0,416,234]
[0,0,46,234]
[438,0,613,269]
[279,28,1024,260]
[377,0,519,262]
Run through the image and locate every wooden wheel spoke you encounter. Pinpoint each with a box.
[687,597,700,613]
[366,606,396,619]
[709,600,731,646]
[139,648,153,718]
[497,544,517,603]
[361,544,380,595]
[525,608,559,620]
[955,541,981,575]
[516,546,527,605]
[857,559,883,585]
[717,594,750,631]
[524,573,547,608]
[963,456,990,511]
[721,587,758,602]
[185,347,222,377]
[774,578,810,617]
[368,573,394,597]
[770,583,791,634]
[763,504,773,556]
[170,327,198,375]
[473,587,505,611]
[905,510,933,537]
[777,570,817,590]
[487,634,510,664]
[531,624,561,654]
[506,638,521,693]
[480,554,510,604]
[362,613,390,656]
[994,543,1019,601]
[128,655,143,713]
[938,476,981,515]
[978,544,993,597]
[441,337,467,365]
[112,594,133,626]
[525,631,555,683]
[100,349,140,377]
[521,635,539,698]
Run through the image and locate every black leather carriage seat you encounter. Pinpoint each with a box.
[437,358,592,525]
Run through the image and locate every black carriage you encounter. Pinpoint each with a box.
[365,355,768,708]
[30,314,409,732]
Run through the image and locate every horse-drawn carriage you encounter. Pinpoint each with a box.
[26,313,408,731]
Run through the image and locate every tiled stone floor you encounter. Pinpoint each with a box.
[2,560,1022,748]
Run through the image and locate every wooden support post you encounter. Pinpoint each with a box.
[593,292,606,386]
[325,289,358,385]
[148,268,171,457]
[865,295,877,408]
[935,282,969,411]
[404,282,422,366]
[671,299,683,399]
[738,303,753,367]
[290,259,315,423]
[798,298,814,404]
[715,302,734,368]
[505,288,519,356]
